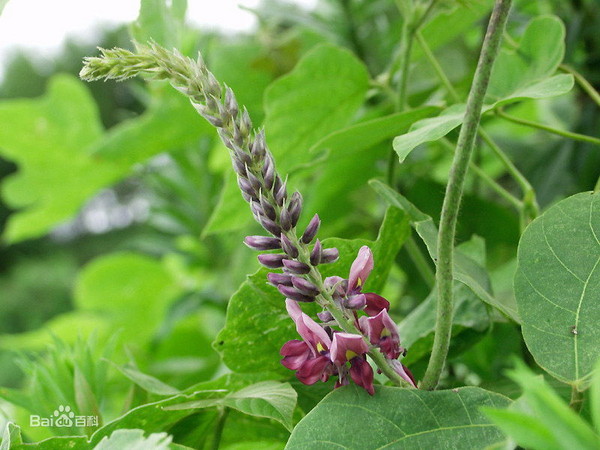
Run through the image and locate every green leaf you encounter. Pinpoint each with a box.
[392,74,573,164]
[74,366,101,434]
[485,363,600,450]
[487,16,566,102]
[93,429,172,450]
[514,192,600,387]
[111,364,180,396]
[286,385,511,449]
[130,0,187,48]
[12,436,88,450]
[370,180,519,322]
[593,358,600,434]
[264,44,370,172]
[214,207,408,375]
[74,252,181,344]
[0,75,122,242]
[1,423,22,450]
[167,381,297,432]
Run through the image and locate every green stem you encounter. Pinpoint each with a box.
[406,235,436,288]
[421,0,513,390]
[416,31,460,102]
[560,64,600,109]
[497,109,600,146]
[211,408,229,450]
[569,386,584,413]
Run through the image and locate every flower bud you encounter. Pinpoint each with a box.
[287,192,303,228]
[282,259,311,275]
[301,214,320,244]
[280,207,293,231]
[232,157,247,177]
[344,294,366,310]
[251,129,266,160]
[277,285,315,302]
[310,239,322,266]
[258,253,286,268]
[317,311,334,322]
[291,277,320,296]
[321,248,339,264]
[259,193,277,221]
[246,169,262,193]
[238,176,256,199]
[262,157,275,190]
[259,216,282,236]
[225,86,239,119]
[275,178,288,207]
[267,272,293,287]
[280,234,299,258]
[244,235,281,251]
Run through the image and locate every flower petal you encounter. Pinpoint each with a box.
[348,246,374,293]
[280,339,311,370]
[330,332,369,366]
[364,293,390,316]
[349,356,375,395]
[285,299,332,352]
[296,355,331,385]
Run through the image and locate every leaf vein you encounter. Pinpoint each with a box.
[542,215,585,283]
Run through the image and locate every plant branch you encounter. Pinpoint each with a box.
[560,64,600,109]
[497,109,600,146]
[421,0,513,390]
[211,408,229,450]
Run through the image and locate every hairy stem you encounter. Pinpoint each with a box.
[497,109,600,146]
[421,0,513,390]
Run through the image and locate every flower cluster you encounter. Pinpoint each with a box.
[80,43,415,393]
[280,246,416,394]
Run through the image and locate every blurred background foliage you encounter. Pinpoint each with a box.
[0,0,598,445]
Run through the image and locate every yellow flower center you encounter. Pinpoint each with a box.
[345,350,358,361]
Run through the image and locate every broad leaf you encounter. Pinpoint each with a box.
[130,0,187,48]
[1,423,22,450]
[515,191,600,387]
[0,75,122,242]
[264,44,370,172]
[167,381,297,432]
[214,207,408,375]
[370,180,519,322]
[286,385,510,449]
[93,429,172,450]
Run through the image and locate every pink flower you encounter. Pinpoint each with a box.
[359,309,403,359]
[330,332,374,395]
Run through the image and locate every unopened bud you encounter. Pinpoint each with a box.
[263,158,276,190]
[225,86,239,119]
[282,259,311,275]
[251,129,266,160]
[244,235,281,251]
[274,178,287,207]
[258,253,286,268]
[317,311,334,322]
[291,277,320,296]
[277,285,315,302]
[280,234,299,258]
[344,294,366,310]
[280,207,292,231]
[238,177,256,199]
[287,192,302,228]
[310,239,322,266]
[321,248,339,264]
[267,272,293,287]
[301,214,320,244]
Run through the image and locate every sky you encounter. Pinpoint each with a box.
[0,0,316,74]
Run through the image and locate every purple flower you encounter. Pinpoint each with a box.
[359,309,403,359]
[330,333,374,395]
[348,246,374,294]
[280,300,334,385]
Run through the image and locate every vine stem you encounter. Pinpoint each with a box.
[560,64,600,109]
[420,0,513,390]
[496,109,600,146]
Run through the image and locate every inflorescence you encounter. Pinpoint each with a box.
[81,42,416,393]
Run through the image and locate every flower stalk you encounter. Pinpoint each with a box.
[81,42,414,392]
[420,0,513,390]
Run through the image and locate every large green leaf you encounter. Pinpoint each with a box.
[514,192,600,387]
[130,0,187,48]
[264,44,370,172]
[286,385,511,449]
[167,381,297,432]
[370,180,519,322]
[214,207,409,375]
[0,75,122,242]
